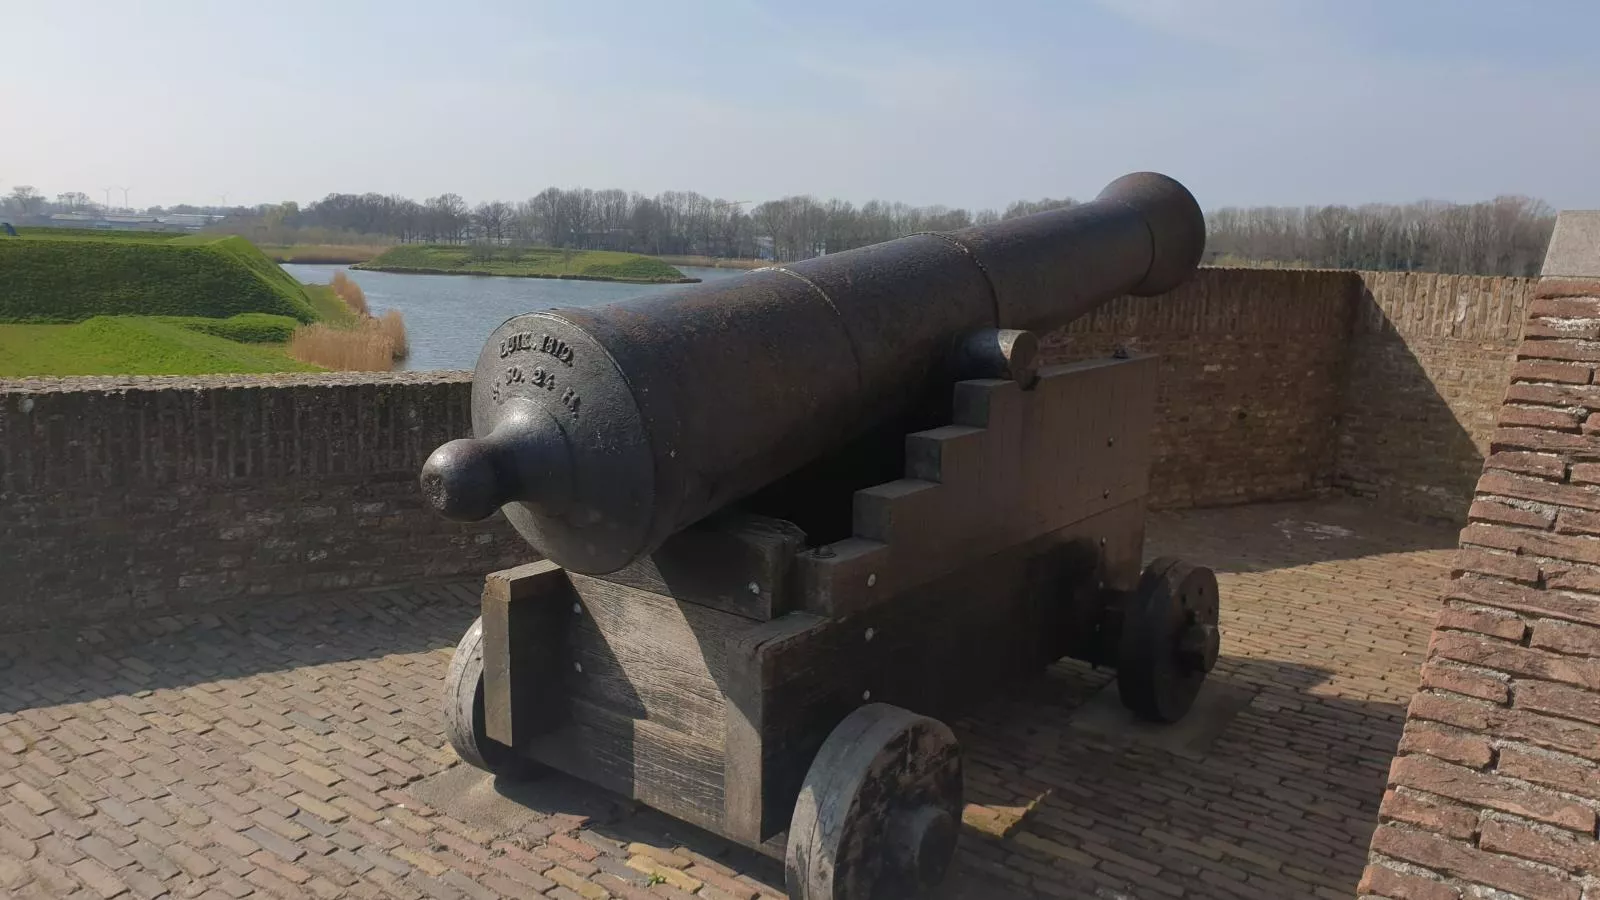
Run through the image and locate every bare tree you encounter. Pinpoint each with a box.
[472,201,515,243]
[7,185,43,217]
[424,194,469,243]
[55,191,93,210]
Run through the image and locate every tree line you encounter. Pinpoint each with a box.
[197,189,1077,264]
[1204,195,1555,277]
[7,182,1558,276]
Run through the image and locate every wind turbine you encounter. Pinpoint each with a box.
[102,186,130,212]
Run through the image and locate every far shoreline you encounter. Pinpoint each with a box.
[349,263,701,285]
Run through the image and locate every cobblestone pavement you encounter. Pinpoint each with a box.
[0,499,1458,899]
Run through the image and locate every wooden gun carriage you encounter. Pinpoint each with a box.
[422,173,1224,899]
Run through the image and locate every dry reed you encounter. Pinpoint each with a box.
[287,323,394,371]
[292,271,411,371]
[331,270,371,316]
[377,309,408,359]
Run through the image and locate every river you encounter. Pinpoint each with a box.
[281,263,748,371]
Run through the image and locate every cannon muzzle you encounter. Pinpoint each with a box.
[422,172,1204,573]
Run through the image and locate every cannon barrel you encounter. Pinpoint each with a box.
[421,171,1205,574]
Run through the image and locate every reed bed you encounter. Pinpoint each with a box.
[287,272,410,370]
[286,321,398,371]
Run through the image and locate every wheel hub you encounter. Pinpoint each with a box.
[1116,557,1222,723]
[1177,622,1220,673]
[889,805,958,890]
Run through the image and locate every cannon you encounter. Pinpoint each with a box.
[423,172,1223,899]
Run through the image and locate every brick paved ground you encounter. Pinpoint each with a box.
[0,499,1457,899]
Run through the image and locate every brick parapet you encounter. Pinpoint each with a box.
[0,369,474,394]
[1046,266,1533,519]
[1361,276,1600,900]
[0,371,525,632]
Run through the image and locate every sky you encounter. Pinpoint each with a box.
[4,0,1600,213]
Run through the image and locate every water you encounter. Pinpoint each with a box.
[281,263,748,371]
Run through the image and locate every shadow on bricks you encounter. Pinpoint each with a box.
[929,652,1409,899]
[0,581,481,716]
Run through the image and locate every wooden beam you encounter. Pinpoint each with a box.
[481,560,574,748]
[602,511,808,620]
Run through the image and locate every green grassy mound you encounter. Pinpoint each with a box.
[152,313,301,343]
[0,317,321,377]
[301,284,360,327]
[0,234,319,323]
[354,244,692,283]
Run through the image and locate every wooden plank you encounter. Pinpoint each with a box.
[480,561,574,749]
[796,356,1157,617]
[601,511,808,620]
[525,697,728,836]
[739,500,1147,842]
[508,575,760,838]
[562,574,749,744]
[482,565,757,838]
[723,612,826,846]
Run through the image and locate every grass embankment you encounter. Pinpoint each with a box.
[283,272,408,372]
[354,244,695,283]
[654,254,772,270]
[260,244,387,264]
[0,233,318,323]
[0,316,320,377]
[0,231,406,376]
[152,313,301,343]
[304,283,360,326]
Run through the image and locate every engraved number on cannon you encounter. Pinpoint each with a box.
[539,334,575,366]
[491,364,576,411]
[504,366,559,390]
[499,331,576,367]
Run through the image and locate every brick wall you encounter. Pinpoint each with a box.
[1359,277,1600,900]
[1046,267,1532,516]
[0,372,526,632]
[1045,267,1357,508]
[1339,272,1534,522]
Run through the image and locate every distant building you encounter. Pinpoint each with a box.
[157,213,222,229]
[44,211,224,232]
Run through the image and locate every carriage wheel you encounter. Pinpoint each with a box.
[1117,557,1221,723]
[444,616,539,779]
[786,703,963,900]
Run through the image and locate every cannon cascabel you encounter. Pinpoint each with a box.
[419,171,1206,574]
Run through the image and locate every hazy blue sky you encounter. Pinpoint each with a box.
[5,1,1599,212]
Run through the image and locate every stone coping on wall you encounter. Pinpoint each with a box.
[0,369,474,394]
